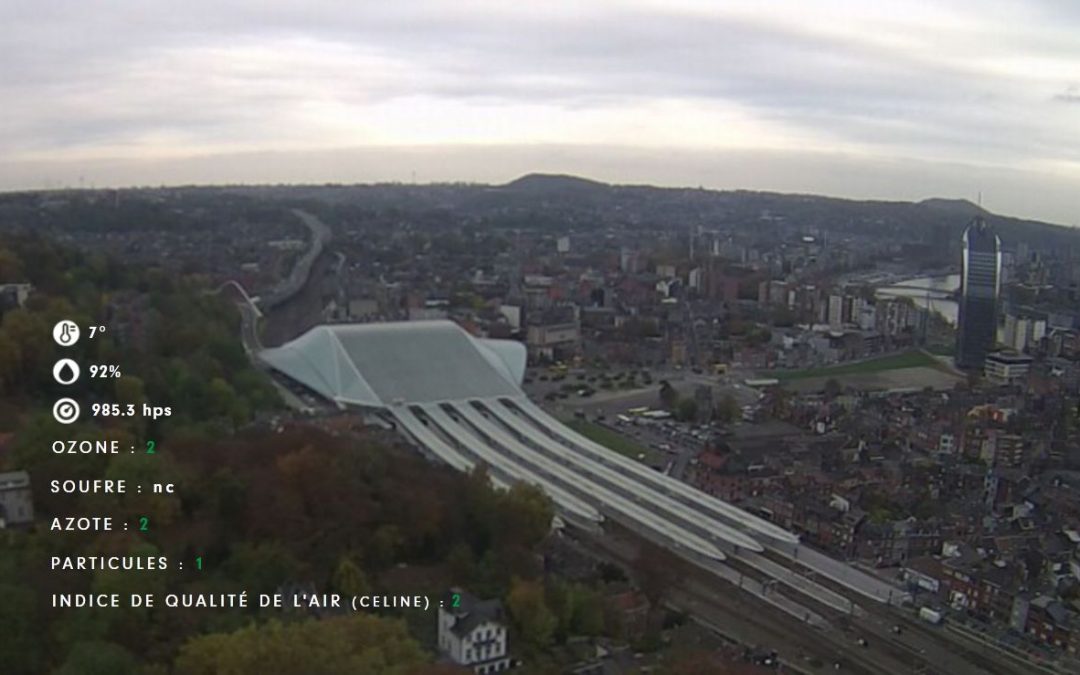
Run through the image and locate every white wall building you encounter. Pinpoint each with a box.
[827,294,844,327]
[0,283,33,310]
[984,352,1033,385]
[1004,314,1048,353]
[688,267,703,291]
[498,305,522,331]
[438,589,511,674]
[857,303,877,331]
[526,321,580,361]
[655,263,676,278]
[0,471,34,528]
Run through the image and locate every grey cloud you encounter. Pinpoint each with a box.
[0,0,1078,221]
[1055,86,1080,103]
[0,6,1027,123]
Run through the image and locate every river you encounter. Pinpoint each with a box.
[875,274,961,325]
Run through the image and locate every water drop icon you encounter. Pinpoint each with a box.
[53,358,80,385]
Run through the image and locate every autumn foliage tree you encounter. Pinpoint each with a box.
[507,577,558,649]
[172,615,427,675]
[0,233,568,673]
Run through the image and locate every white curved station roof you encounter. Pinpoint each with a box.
[258,320,527,406]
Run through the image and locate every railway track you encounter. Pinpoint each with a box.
[567,525,943,674]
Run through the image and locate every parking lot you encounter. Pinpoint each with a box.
[521,365,756,480]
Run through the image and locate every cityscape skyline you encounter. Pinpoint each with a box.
[5,167,1080,674]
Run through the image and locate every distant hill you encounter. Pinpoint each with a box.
[500,173,610,194]
[919,198,988,218]
[480,175,1072,250]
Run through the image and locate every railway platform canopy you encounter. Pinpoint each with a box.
[260,320,904,604]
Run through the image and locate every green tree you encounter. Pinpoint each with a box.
[544,580,605,640]
[0,583,42,674]
[496,483,554,550]
[173,615,427,675]
[0,329,21,395]
[768,387,793,419]
[446,543,475,582]
[12,413,112,511]
[114,375,147,408]
[746,326,772,347]
[50,607,112,654]
[633,543,679,610]
[232,369,281,411]
[55,640,139,675]
[368,525,406,570]
[207,377,248,428]
[0,247,24,280]
[567,585,606,636]
[0,308,50,387]
[824,378,843,399]
[332,554,370,598]
[222,542,301,595]
[407,666,471,675]
[104,450,182,527]
[675,398,699,422]
[658,651,742,674]
[546,581,575,641]
[507,578,557,648]
[92,543,168,602]
[715,394,740,424]
[658,381,679,410]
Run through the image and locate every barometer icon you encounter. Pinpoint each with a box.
[53,398,80,424]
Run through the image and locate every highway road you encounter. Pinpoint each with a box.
[237,298,262,354]
[258,209,333,310]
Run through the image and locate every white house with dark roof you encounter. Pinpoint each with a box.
[0,471,33,528]
[438,588,511,674]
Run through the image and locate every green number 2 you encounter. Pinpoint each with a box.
[139,517,149,531]
[146,440,156,454]
[451,593,461,608]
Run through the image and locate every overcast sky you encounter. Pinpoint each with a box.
[2,0,1078,223]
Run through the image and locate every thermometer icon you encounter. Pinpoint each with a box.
[53,320,80,347]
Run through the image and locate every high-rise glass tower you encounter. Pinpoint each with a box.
[956,216,1001,369]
